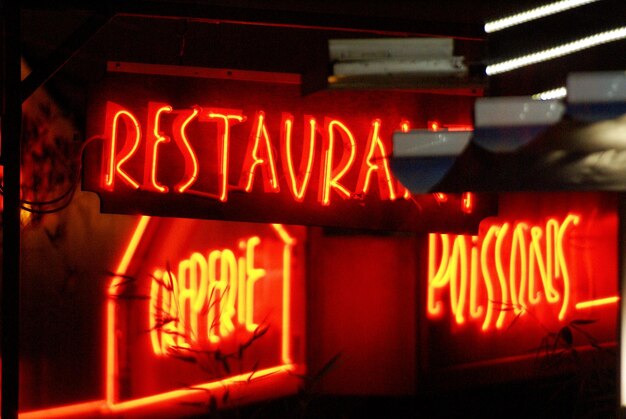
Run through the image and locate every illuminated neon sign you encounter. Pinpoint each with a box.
[428,214,584,331]
[102,217,304,409]
[149,235,281,354]
[427,195,619,336]
[20,218,305,419]
[422,192,619,387]
[83,73,491,232]
[99,101,408,204]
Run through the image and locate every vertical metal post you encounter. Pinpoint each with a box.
[1,1,21,418]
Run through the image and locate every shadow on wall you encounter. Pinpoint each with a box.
[17,56,140,410]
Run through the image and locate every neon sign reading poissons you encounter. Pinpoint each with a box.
[428,214,582,331]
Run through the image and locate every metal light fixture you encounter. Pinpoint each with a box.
[472,96,565,152]
[391,129,472,192]
[566,70,626,122]
[327,37,468,89]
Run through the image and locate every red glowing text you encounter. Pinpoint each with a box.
[428,214,582,331]
[149,236,269,355]
[100,101,412,206]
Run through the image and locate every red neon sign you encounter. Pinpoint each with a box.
[105,217,305,406]
[426,192,618,341]
[83,73,488,232]
[428,213,588,331]
[423,192,619,384]
[20,218,305,419]
[98,101,409,205]
[148,235,285,355]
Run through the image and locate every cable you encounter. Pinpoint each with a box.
[1,135,103,215]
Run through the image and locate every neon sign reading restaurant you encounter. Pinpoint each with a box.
[83,74,488,231]
[99,101,411,205]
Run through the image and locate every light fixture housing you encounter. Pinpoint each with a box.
[566,70,626,121]
[472,96,565,152]
[327,37,470,90]
[391,130,472,192]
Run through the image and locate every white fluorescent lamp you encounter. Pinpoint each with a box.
[486,26,626,75]
[329,37,453,61]
[333,57,466,77]
[532,87,568,101]
[391,130,472,192]
[329,37,467,78]
[567,70,626,121]
[484,0,601,33]
[472,96,565,152]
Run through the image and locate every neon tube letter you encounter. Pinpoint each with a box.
[240,111,280,193]
[280,113,317,202]
[201,109,245,202]
[102,101,142,190]
[143,102,173,192]
[355,119,397,201]
[319,118,356,206]
[173,107,201,193]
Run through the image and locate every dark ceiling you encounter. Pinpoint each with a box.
[13,0,626,121]
[18,0,493,123]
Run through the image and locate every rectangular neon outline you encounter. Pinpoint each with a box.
[20,216,302,418]
[106,364,296,412]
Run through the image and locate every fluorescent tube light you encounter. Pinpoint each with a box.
[328,37,454,61]
[333,57,466,77]
[484,0,601,33]
[532,87,568,100]
[486,27,626,75]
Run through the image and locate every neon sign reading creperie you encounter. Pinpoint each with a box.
[101,217,302,409]
[99,101,412,205]
[149,235,267,355]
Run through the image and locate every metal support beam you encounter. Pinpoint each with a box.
[2,1,22,418]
